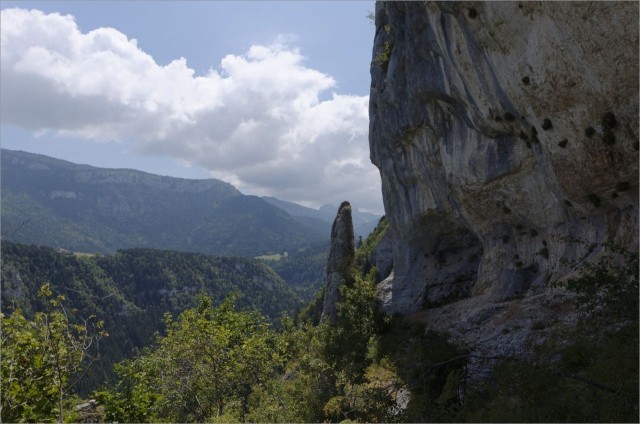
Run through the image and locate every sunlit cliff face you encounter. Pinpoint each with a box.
[369,1,638,319]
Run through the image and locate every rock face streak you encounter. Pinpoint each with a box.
[321,201,356,323]
[370,1,639,316]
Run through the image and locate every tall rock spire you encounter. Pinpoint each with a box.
[320,201,355,324]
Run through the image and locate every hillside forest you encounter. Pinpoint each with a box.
[1,222,638,422]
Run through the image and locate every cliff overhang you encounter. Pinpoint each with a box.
[369,1,638,355]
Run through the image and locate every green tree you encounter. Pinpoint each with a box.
[322,269,381,380]
[1,283,105,423]
[265,268,402,423]
[246,321,335,423]
[102,294,284,422]
[94,359,160,423]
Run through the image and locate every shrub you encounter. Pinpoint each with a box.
[374,40,393,67]
[374,23,393,68]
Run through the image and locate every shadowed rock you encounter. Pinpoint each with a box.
[320,201,355,323]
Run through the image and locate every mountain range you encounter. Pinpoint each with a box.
[261,196,380,241]
[1,149,377,256]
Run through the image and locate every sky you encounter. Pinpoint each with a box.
[0,0,383,213]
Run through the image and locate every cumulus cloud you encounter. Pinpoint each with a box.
[0,8,382,212]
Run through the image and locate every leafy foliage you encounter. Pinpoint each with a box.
[94,360,159,423]
[1,284,105,423]
[247,269,399,423]
[267,239,638,423]
[4,218,637,423]
[1,241,301,395]
[98,295,287,422]
[354,215,388,278]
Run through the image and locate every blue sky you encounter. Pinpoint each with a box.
[0,1,382,213]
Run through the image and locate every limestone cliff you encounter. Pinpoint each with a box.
[370,1,638,355]
[321,201,356,323]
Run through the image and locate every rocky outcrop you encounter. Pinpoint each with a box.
[370,1,638,350]
[321,201,356,323]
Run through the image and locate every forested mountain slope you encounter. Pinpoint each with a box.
[1,241,301,393]
[268,241,330,301]
[1,149,327,256]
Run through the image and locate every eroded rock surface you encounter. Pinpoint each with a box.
[371,226,394,282]
[370,1,638,350]
[321,201,356,323]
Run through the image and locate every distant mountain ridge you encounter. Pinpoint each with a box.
[262,196,380,240]
[1,149,327,256]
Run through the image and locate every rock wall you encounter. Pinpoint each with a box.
[321,201,356,323]
[370,1,638,322]
[370,225,394,282]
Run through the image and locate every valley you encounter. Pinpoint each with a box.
[1,241,301,394]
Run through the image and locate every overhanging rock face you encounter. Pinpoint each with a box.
[370,1,639,315]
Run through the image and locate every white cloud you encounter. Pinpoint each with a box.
[0,8,383,213]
